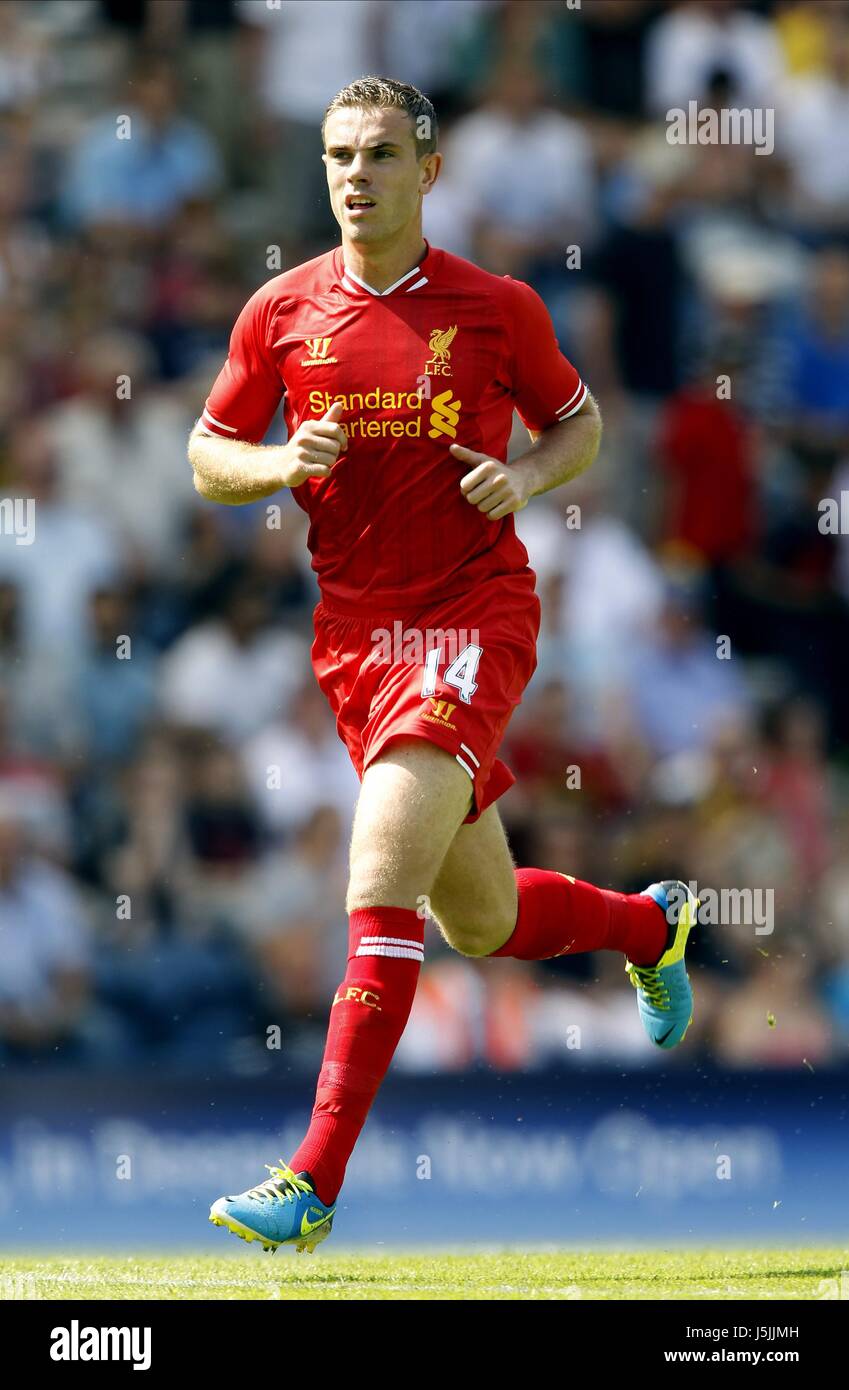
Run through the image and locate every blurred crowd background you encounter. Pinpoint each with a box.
[1,0,848,1077]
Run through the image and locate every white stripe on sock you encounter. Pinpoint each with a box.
[356,944,424,960]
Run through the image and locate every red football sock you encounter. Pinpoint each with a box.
[288,905,423,1206]
[490,868,666,965]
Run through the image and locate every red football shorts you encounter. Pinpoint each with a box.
[311,572,541,822]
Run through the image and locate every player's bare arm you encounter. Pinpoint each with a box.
[188,401,348,505]
[451,392,602,521]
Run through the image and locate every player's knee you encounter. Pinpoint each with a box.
[430,901,515,958]
[451,932,497,959]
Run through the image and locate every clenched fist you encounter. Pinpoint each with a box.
[281,401,348,487]
[451,443,530,520]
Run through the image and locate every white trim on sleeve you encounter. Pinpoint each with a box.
[554,382,588,420]
[202,408,239,435]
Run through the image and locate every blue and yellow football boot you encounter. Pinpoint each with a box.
[210,1161,335,1254]
[626,880,699,1050]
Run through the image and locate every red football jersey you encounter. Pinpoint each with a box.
[202,240,587,613]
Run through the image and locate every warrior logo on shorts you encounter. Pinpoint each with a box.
[421,697,458,731]
[424,325,457,376]
[427,700,455,722]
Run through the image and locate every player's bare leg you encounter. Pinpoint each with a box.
[429,804,518,955]
[210,739,696,1251]
[430,805,699,1051]
[429,801,662,960]
[211,738,474,1250]
[345,737,474,912]
[275,738,477,1214]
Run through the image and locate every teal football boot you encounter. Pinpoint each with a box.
[210,1161,335,1254]
[626,880,699,1049]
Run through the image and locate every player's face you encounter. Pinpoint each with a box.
[322,107,440,245]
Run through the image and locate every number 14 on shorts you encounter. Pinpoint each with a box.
[421,644,483,704]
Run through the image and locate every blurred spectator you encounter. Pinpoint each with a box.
[50,331,198,569]
[780,11,849,233]
[99,734,192,933]
[774,1,834,77]
[440,53,595,282]
[0,1,51,114]
[505,678,633,815]
[379,0,493,109]
[242,507,314,622]
[94,734,262,1065]
[518,480,665,736]
[72,585,158,765]
[548,0,655,120]
[238,0,380,245]
[182,739,263,921]
[0,679,70,857]
[0,793,92,1061]
[238,804,347,1019]
[0,416,122,653]
[396,958,488,1072]
[242,679,358,838]
[583,137,691,525]
[158,571,308,740]
[772,246,849,452]
[645,0,785,114]
[657,343,759,564]
[96,0,252,182]
[145,202,247,380]
[61,51,222,233]
[623,575,751,757]
[759,698,832,882]
[725,446,849,745]
[0,577,77,764]
[586,143,687,404]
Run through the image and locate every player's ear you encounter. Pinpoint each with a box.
[420,151,442,196]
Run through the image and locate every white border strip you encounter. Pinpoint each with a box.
[360,935,424,949]
[555,382,588,420]
[202,409,238,434]
[356,944,424,960]
[343,264,423,297]
[555,381,584,414]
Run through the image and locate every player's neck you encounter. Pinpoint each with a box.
[341,233,428,295]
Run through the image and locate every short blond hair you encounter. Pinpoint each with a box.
[322,76,438,158]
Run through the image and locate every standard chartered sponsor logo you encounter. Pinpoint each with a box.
[308,388,423,413]
[304,387,463,441]
[427,390,461,439]
[307,387,425,439]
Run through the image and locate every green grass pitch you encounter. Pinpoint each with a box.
[1,1248,845,1300]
